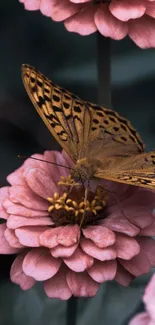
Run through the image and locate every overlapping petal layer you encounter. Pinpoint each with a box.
[19,0,155,48]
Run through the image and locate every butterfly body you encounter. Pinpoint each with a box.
[71,157,101,183]
[21,64,155,190]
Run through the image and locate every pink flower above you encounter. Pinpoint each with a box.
[0,150,155,300]
[19,0,155,48]
[129,273,155,325]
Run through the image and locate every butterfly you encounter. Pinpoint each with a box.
[21,64,155,190]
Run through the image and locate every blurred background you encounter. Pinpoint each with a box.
[0,1,155,325]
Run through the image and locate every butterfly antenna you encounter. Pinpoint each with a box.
[17,154,74,171]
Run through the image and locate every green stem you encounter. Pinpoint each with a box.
[97,32,111,107]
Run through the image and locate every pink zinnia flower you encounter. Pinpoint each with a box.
[129,273,155,325]
[19,0,155,48]
[0,150,155,300]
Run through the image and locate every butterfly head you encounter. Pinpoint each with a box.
[71,157,101,184]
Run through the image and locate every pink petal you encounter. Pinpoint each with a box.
[66,270,99,297]
[0,223,21,254]
[115,234,140,260]
[10,253,36,290]
[105,180,133,207]
[64,247,94,272]
[146,1,155,18]
[140,220,155,236]
[44,150,71,183]
[137,237,155,267]
[23,248,61,281]
[3,199,14,211]
[0,187,9,219]
[57,225,80,246]
[7,215,53,229]
[19,0,41,10]
[88,260,117,283]
[65,4,97,35]
[5,201,48,218]
[102,216,140,237]
[49,0,82,22]
[23,153,49,173]
[39,227,64,248]
[122,188,155,209]
[125,209,153,229]
[81,238,116,261]
[25,168,57,199]
[143,274,155,319]
[109,0,146,22]
[0,210,8,220]
[61,150,74,170]
[44,267,72,300]
[70,0,91,2]
[51,243,78,258]
[0,187,9,207]
[82,225,115,248]
[4,228,24,248]
[9,185,48,210]
[94,4,128,40]
[128,16,155,48]
[41,151,60,181]
[15,226,49,247]
[119,250,151,277]
[39,0,55,17]
[7,166,26,186]
[115,263,134,286]
[129,312,151,325]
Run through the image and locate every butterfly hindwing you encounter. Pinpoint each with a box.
[95,151,155,189]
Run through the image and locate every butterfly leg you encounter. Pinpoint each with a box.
[58,175,80,194]
[79,183,89,228]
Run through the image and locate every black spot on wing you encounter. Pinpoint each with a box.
[31,85,38,93]
[52,105,63,112]
[37,80,43,87]
[63,102,70,109]
[113,127,119,132]
[38,96,45,108]
[44,87,50,94]
[44,95,51,102]
[30,76,35,83]
[120,136,127,142]
[74,106,81,113]
[53,95,60,102]
[93,119,99,124]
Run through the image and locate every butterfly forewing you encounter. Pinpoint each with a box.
[86,102,144,156]
[22,64,155,190]
[22,65,78,161]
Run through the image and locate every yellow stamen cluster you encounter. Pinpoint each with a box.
[48,191,105,217]
[48,192,68,212]
[47,178,107,227]
[57,175,79,187]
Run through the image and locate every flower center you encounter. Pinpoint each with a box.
[47,176,108,227]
